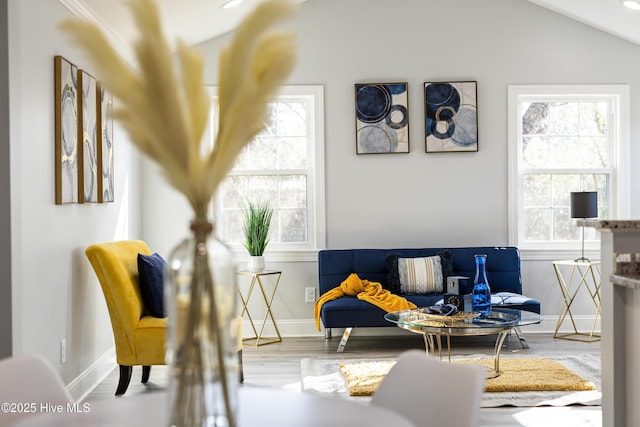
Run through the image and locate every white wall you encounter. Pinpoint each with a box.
[8,0,142,398]
[143,0,640,336]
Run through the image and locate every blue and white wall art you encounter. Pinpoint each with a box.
[54,55,79,204]
[424,81,478,152]
[355,83,409,154]
[79,70,98,203]
[98,84,114,203]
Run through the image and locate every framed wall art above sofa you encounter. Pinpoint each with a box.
[355,82,409,154]
[424,81,478,153]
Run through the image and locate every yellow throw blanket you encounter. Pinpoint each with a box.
[314,273,417,330]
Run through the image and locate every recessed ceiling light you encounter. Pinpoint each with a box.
[623,0,640,11]
[221,0,243,8]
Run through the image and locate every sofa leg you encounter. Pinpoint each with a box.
[337,327,352,353]
[513,327,529,349]
[324,328,332,339]
[115,365,132,396]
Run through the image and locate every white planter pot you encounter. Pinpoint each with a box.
[247,256,265,273]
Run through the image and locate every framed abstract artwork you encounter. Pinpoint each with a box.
[54,56,79,204]
[78,69,98,203]
[355,82,409,154]
[97,83,114,203]
[424,81,478,153]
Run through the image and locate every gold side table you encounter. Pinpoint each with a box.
[552,260,601,342]
[236,270,282,346]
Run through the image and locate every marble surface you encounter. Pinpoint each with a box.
[577,220,640,288]
[613,258,640,276]
[610,274,640,289]
[578,219,640,230]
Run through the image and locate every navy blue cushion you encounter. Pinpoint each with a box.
[137,252,166,318]
[438,249,454,285]
[385,254,402,294]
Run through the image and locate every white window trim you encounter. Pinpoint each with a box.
[507,85,630,261]
[207,85,326,263]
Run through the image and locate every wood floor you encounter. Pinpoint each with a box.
[86,332,602,426]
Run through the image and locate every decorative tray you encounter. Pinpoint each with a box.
[406,309,480,327]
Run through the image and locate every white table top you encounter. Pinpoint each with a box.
[11,386,415,427]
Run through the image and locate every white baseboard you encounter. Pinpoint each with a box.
[524,314,601,335]
[66,347,116,402]
[242,319,324,338]
[243,315,601,338]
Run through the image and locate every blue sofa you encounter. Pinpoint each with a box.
[317,246,540,351]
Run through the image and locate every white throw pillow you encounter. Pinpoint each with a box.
[398,255,443,294]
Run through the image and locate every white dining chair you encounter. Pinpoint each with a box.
[0,354,73,427]
[370,350,486,427]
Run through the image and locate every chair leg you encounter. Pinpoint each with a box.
[238,350,244,383]
[141,365,151,383]
[115,365,133,396]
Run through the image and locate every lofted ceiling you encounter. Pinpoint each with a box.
[59,0,640,54]
[528,0,640,47]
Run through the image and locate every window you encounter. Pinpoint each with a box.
[508,85,629,257]
[209,85,325,261]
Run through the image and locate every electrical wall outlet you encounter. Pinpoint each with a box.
[60,339,66,364]
[305,287,316,303]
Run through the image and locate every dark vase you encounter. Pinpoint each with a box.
[472,254,492,317]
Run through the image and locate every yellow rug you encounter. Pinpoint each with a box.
[339,360,396,396]
[339,357,597,396]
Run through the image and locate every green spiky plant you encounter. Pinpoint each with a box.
[242,201,273,256]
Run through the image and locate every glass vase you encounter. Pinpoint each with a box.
[472,254,492,318]
[165,221,240,427]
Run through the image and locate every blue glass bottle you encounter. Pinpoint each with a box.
[472,254,492,317]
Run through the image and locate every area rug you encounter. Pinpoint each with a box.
[301,354,602,408]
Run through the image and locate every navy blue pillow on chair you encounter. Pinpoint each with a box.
[137,252,166,318]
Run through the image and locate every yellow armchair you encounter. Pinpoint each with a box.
[86,240,244,395]
[85,240,166,395]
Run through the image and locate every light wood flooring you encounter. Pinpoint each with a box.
[86,332,602,426]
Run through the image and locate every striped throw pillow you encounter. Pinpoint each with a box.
[397,256,444,294]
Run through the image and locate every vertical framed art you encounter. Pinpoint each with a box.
[78,69,98,203]
[424,81,478,153]
[355,82,409,154]
[54,56,79,204]
[97,83,114,203]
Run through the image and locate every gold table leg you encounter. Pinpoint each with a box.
[237,271,283,346]
[553,261,601,342]
[421,329,510,379]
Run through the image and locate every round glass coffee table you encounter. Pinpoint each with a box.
[384,307,542,378]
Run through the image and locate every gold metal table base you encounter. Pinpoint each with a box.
[385,308,542,380]
[552,260,601,343]
[242,336,281,346]
[553,332,601,342]
[422,330,510,379]
[236,270,282,346]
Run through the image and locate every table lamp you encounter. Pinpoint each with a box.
[570,191,598,262]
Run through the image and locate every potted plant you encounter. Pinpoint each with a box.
[242,200,273,272]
